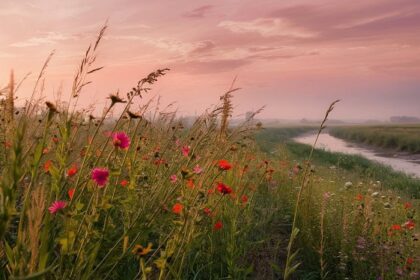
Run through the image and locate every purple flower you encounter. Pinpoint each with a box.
[91,167,109,187]
[48,200,66,214]
[113,132,130,149]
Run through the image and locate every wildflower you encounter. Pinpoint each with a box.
[172,203,183,214]
[127,110,142,119]
[132,243,153,256]
[391,224,402,231]
[48,201,66,214]
[181,145,190,157]
[120,180,128,187]
[42,148,49,154]
[68,188,75,200]
[108,93,126,107]
[170,174,178,183]
[217,182,232,195]
[45,101,58,113]
[323,192,331,200]
[193,165,203,174]
[214,220,223,231]
[406,257,414,267]
[356,194,363,201]
[241,195,248,204]
[52,137,59,143]
[91,167,109,187]
[404,220,415,230]
[187,179,195,189]
[203,207,212,216]
[67,164,78,177]
[44,160,52,173]
[404,202,412,209]
[218,159,232,171]
[113,132,130,149]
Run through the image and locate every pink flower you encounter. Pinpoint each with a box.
[113,132,130,149]
[193,165,203,174]
[48,200,66,214]
[181,146,190,157]
[91,167,109,187]
[170,174,178,183]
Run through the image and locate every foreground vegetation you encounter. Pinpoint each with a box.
[0,26,418,279]
[330,125,420,153]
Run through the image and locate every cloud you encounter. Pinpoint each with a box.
[183,5,213,18]
[218,18,317,38]
[10,32,75,47]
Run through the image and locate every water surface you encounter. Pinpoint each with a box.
[293,132,420,178]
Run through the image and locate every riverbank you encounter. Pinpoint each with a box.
[255,128,419,278]
[330,125,420,154]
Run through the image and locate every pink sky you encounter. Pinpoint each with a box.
[1,0,420,120]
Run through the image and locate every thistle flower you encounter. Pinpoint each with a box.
[91,167,109,187]
[108,93,126,107]
[45,101,58,113]
[113,132,130,149]
[48,201,66,214]
[127,110,142,119]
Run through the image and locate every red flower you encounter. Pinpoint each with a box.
[44,160,52,173]
[406,257,414,266]
[68,188,75,200]
[48,201,66,214]
[241,195,248,204]
[113,132,130,149]
[67,164,78,177]
[120,180,128,187]
[218,160,232,171]
[404,202,412,209]
[217,183,232,195]
[391,224,402,231]
[172,203,183,215]
[203,207,212,216]
[214,220,223,231]
[355,194,363,201]
[91,167,109,187]
[52,137,59,144]
[187,179,195,189]
[181,146,190,157]
[404,220,415,230]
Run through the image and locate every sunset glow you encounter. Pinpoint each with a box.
[1,0,419,120]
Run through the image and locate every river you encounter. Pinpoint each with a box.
[293,132,420,178]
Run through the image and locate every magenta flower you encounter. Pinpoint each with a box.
[170,174,178,183]
[113,132,130,149]
[91,167,109,187]
[48,200,66,214]
[181,146,190,157]
[193,165,203,174]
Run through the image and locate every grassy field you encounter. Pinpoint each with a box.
[0,27,418,279]
[330,125,420,153]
